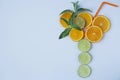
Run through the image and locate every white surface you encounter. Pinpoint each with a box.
[0,0,120,80]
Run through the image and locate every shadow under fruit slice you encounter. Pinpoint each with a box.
[85,26,103,42]
[77,65,91,78]
[92,15,110,32]
[59,12,72,28]
[78,52,91,64]
[78,12,93,28]
[69,28,84,42]
[78,39,91,51]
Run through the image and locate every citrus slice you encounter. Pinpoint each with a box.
[78,39,91,51]
[59,12,72,28]
[78,12,92,28]
[73,16,85,28]
[78,52,91,64]
[77,65,91,78]
[92,15,110,32]
[85,26,103,42]
[69,28,84,42]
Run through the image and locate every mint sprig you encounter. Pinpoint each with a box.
[60,18,70,25]
[59,28,72,39]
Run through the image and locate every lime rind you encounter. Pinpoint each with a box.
[78,39,91,51]
[78,52,91,64]
[77,65,91,78]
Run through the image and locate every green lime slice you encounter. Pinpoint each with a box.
[77,65,91,78]
[78,39,91,51]
[78,52,91,64]
[73,16,85,28]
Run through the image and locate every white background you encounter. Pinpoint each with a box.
[0,0,120,80]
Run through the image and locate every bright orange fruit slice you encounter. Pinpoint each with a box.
[69,28,84,42]
[92,15,110,32]
[85,26,103,42]
[59,12,72,28]
[78,12,93,28]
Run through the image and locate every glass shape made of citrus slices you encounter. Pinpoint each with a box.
[59,1,118,78]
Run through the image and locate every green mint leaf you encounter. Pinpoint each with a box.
[77,8,92,13]
[59,28,71,39]
[60,9,73,15]
[76,8,92,16]
[69,12,76,25]
[60,18,69,25]
[71,24,81,30]
[71,1,79,12]
[71,2,76,11]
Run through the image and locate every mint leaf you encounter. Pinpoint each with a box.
[71,1,79,12]
[69,12,76,25]
[71,24,81,30]
[60,9,73,15]
[77,8,92,12]
[61,18,69,25]
[59,28,71,39]
[77,8,92,13]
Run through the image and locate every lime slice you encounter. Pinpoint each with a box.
[78,52,91,64]
[73,16,85,28]
[77,65,91,78]
[78,39,91,51]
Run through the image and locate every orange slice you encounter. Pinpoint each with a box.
[59,12,72,28]
[92,15,110,32]
[78,12,93,28]
[69,28,84,42]
[85,26,103,42]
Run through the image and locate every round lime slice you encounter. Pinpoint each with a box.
[78,52,91,64]
[77,65,91,78]
[78,39,91,51]
[73,16,85,28]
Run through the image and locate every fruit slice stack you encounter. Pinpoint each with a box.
[78,39,92,78]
